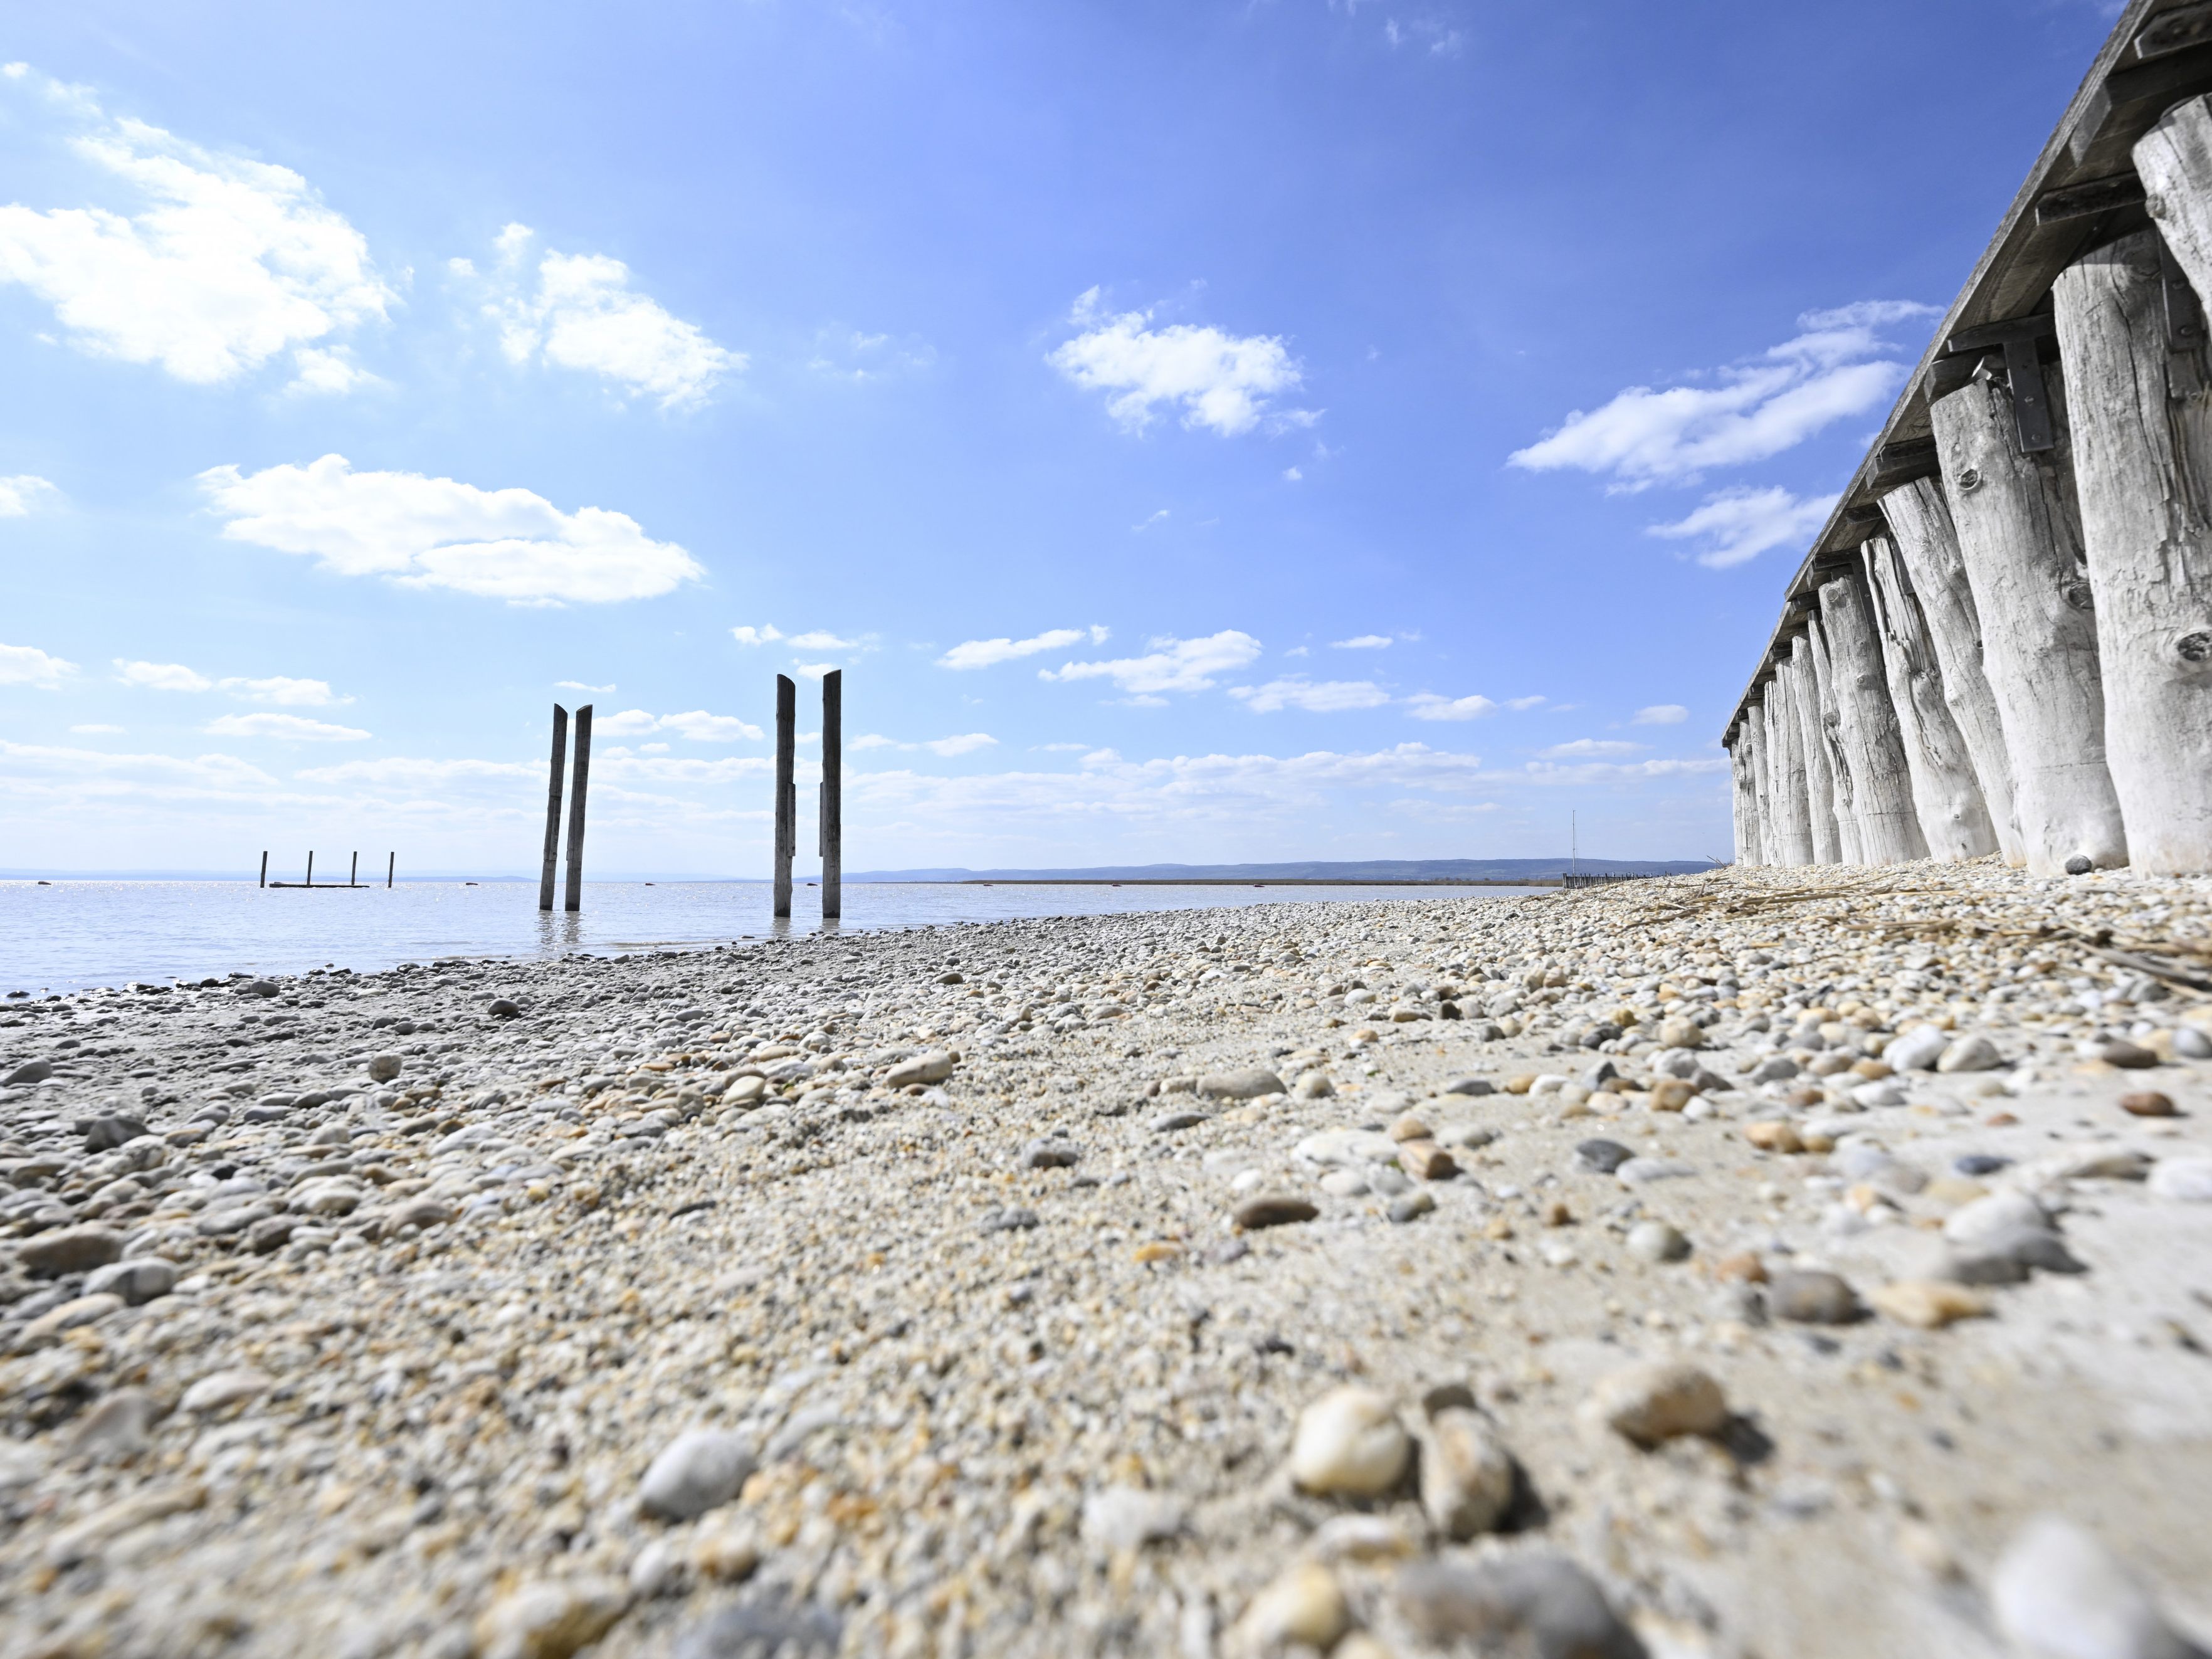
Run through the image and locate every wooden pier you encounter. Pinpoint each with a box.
[1727,0,2212,879]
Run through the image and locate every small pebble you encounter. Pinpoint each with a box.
[639,1429,756,1522]
[1625,1220,1691,1263]
[1869,1280,1992,1329]
[1991,1514,2191,1659]
[1580,1360,1729,1446]
[1421,1408,1517,1540]
[1769,1269,1861,1325]
[1397,1551,1644,1658]
[1291,1386,1410,1497]
[1234,1194,1318,1230]
[2119,1091,2177,1118]
[1235,1562,1348,1652]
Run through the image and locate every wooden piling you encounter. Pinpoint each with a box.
[1766,681,1815,866]
[1729,737,1760,865]
[387,852,394,889]
[564,705,592,913]
[2055,228,2212,874]
[1742,697,1774,865]
[1805,615,1866,864]
[773,675,796,919]
[1862,535,1999,860]
[2137,94,2212,314]
[350,851,359,888]
[821,670,842,920]
[1819,574,1930,864]
[1930,363,2128,873]
[1878,478,2025,863]
[1786,642,1842,863]
[258,851,267,889]
[539,704,569,913]
[306,851,314,888]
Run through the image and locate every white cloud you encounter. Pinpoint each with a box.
[1228,677,1391,713]
[938,626,1105,670]
[556,680,614,693]
[1133,509,1170,533]
[1330,634,1393,650]
[656,710,764,743]
[1035,741,1088,752]
[204,711,369,741]
[730,625,783,647]
[791,661,839,681]
[198,453,703,605]
[0,475,60,516]
[1646,485,1838,569]
[852,731,999,757]
[1041,630,1263,697]
[1406,692,1496,722]
[1384,18,1466,55]
[286,345,381,396]
[483,225,740,410]
[1505,695,1546,711]
[295,756,532,785]
[1632,703,1689,725]
[1508,300,1936,488]
[788,629,857,651]
[0,643,76,687]
[114,658,210,692]
[1520,756,1729,782]
[1048,289,1312,437]
[1542,738,1645,759]
[1283,466,1303,482]
[0,73,392,386]
[70,723,123,734]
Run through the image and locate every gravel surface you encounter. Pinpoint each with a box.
[3,861,2211,1658]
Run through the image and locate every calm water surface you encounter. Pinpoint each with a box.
[0,880,1547,993]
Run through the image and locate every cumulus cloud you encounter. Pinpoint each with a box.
[1406,692,1497,722]
[286,345,381,396]
[939,626,1106,670]
[113,660,346,705]
[1646,485,1838,569]
[0,643,76,687]
[204,711,369,741]
[1505,695,1547,711]
[0,70,391,386]
[1228,677,1391,713]
[1509,300,1935,488]
[730,625,783,647]
[0,475,60,516]
[787,629,857,651]
[1633,703,1689,725]
[1041,631,1263,698]
[1542,738,1645,758]
[114,658,210,692]
[851,732,998,757]
[295,756,533,785]
[483,224,740,410]
[593,708,760,742]
[791,661,839,681]
[556,680,614,693]
[1331,634,1393,650]
[198,453,703,605]
[1048,288,1312,436]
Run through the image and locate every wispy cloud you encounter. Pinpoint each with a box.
[595,708,762,742]
[1509,300,1935,488]
[199,453,702,606]
[114,660,350,706]
[0,475,60,516]
[114,658,209,692]
[204,712,369,742]
[1632,703,1688,725]
[1541,737,1645,759]
[851,732,998,757]
[1041,630,1263,699]
[1330,634,1393,650]
[0,643,76,688]
[730,625,782,647]
[1646,485,1838,569]
[1049,288,1314,437]
[556,680,614,693]
[1405,692,1495,722]
[1228,677,1391,713]
[939,626,1107,670]
[1505,695,1547,711]
[787,629,858,651]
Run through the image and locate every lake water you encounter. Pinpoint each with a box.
[0,880,1547,993]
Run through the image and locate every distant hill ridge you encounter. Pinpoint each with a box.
[846,858,1712,882]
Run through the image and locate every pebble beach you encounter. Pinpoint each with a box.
[3,862,2211,1658]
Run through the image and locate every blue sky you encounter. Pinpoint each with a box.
[0,1,2114,875]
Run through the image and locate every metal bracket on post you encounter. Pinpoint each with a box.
[1944,315,2058,453]
[2159,232,2208,353]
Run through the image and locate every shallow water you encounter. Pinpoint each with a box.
[0,879,1547,993]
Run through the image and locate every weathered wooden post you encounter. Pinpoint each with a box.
[1742,695,1774,865]
[1929,363,2127,873]
[1767,677,1814,866]
[1805,616,1864,864]
[386,852,394,889]
[772,675,796,918]
[1786,641,1841,863]
[258,851,267,889]
[1729,733,1759,865]
[1862,536,1998,860]
[563,704,592,913]
[2138,95,2212,313]
[1878,479,2024,863]
[1819,574,1929,863]
[539,703,569,912]
[349,851,359,887]
[2054,228,2212,874]
[306,851,314,888]
[820,670,843,919]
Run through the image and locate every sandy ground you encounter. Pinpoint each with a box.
[1,861,2209,1659]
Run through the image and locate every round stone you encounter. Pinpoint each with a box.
[1290,1386,1411,1497]
[1769,1269,1861,1324]
[640,1429,757,1521]
[1625,1221,1691,1263]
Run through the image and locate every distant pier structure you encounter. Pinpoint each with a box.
[771,671,843,919]
[1727,0,2212,879]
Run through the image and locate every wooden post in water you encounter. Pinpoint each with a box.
[306,851,314,888]
[564,705,592,913]
[1879,478,2025,864]
[1862,535,1998,860]
[821,670,842,920]
[258,851,268,889]
[387,852,394,889]
[1819,574,1929,864]
[772,675,796,918]
[539,704,569,912]
[2055,228,2212,874]
[1930,363,2127,874]
[350,851,359,888]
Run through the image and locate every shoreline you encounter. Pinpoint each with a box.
[1,863,2209,1655]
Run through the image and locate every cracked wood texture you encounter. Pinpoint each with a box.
[1863,535,1999,860]
[1730,738,1759,865]
[1805,614,1865,865]
[1743,697,1775,866]
[2055,227,2212,873]
[1880,478,2025,865]
[2139,95,2212,319]
[1766,678,1815,867]
[1819,573,1930,864]
[1930,364,2128,874]
[1786,641,1842,864]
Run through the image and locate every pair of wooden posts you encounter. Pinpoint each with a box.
[773,670,842,919]
[1729,73,2212,879]
[538,705,592,912]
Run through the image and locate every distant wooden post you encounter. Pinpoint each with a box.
[821,670,843,919]
[350,851,359,887]
[1806,616,1865,864]
[1862,535,1998,860]
[1741,697,1772,864]
[1818,573,1930,864]
[306,851,315,888]
[2055,228,2212,875]
[773,675,796,918]
[386,852,394,889]
[539,704,569,912]
[258,851,268,889]
[564,705,592,913]
[1930,362,2127,874]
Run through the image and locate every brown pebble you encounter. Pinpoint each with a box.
[1540,1198,1573,1228]
[1712,1251,1767,1283]
[1399,1140,1458,1181]
[1851,1058,1894,1080]
[1770,1269,1860,1325]
[1388,1114,1431,1142]
[1743,1121,1804,1154]
[1483,1216,1514,1240]
[2120,1091,2178,1118]
[1984,1111,2018,1127]
[1234,1195,1319,1230]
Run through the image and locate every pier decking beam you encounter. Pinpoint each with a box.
[563,705,592,913]
[2055,226,2212,872]
[1819,574,1930,864]
[1929,364,2128,873]
[539,704,569,913]
[1862,536,1999,859]
[773,675,796,919]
